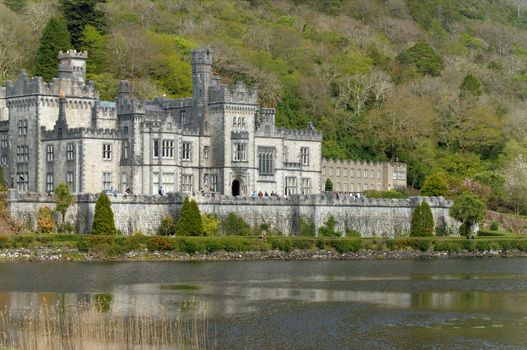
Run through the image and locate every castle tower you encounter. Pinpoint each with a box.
[58,50,88,82]
[191,49,212,105]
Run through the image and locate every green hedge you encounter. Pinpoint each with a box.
[1,234,527,256]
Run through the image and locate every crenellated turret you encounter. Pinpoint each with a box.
[58,50,87,82]
[191,49,212,105]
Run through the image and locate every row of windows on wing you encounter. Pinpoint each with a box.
[235,144,311,172]
[332,182,385,193]
[284,177,312,195]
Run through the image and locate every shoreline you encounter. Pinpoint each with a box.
[1,248,526,262]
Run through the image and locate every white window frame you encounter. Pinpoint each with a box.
[233,142,247,162]
[182,142,192,161]
[102,144,112,160]
[46,173,54,193]
[301,178,311,195]
[181,174,193,192]
[300,147,309,166]
[162,140,174,159]
[285,177,297,195]
[103,172,112,190]
[66,143,75,160]
[46,145,54,162]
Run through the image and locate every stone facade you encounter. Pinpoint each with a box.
[0,49,322,196]
[6,190,458,237]
[322,159,407,193]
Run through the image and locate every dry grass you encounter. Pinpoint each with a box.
[0,301,211,350]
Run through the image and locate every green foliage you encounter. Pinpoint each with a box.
[54,183,75,232]
[396,42,444,76]
[490,221,499,231]
[202,213,220,236]
[298,216,315,236]
[460,74,482,97]
[331,239,362,253]
[158,215,176,236]
[222,213,252,236]
[37,206,55,233]
[35,17,72,82]
[3,0,26,12]
[420,173,449,197]
[411,202,435,237]
[449,192,487,238]
[91,192,116,235]
[175,197,204,236]
[324,178,333,192]
[365,190,407,199]
[60,0,106,48]
[318,215,341,237]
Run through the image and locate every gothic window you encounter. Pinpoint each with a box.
[1,156,6,165]
[46,145,54,162]
[153,139,160,158]
[66,143,75,160]
[181,175,193,192]
[162,140,174,158]
[258,147,275,175]
[182,142,192,161]
[210,175,218,192]
[66,172,74,191]
[232,117,237,128]
[123,140,129,159]
[102,144,112,160]
[233,142,247,162]
[393,171,406,180]
[162,172,175,192]
[300,147,310,166]
[102,172,112,190]
[16,169,28,191]
[285,177,297,195]
[46,173,54,193]
[203,146,209,159]
[18,120,27,135]
[363,170,368,178]
[301,178,311,195]
[1,135,7,148]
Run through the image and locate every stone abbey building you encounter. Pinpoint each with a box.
[0,49,323,196]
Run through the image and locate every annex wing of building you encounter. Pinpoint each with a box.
[0,49,323,196]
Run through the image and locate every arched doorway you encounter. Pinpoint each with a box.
[232,179,241,196]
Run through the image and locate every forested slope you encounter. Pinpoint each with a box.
[2,0,527,213]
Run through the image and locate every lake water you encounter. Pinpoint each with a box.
[1,258,527,349]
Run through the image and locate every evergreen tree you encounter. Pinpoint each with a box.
[158,214,176,236]
[222,213,252,236]
[396,42,444,76]
[55,182,75,232]
[411,201,434,237]
[60,0,106,48]
[325,178,334,192]
[460,74,482,97]
[174,197,204,236]
[91,192,116,235]
[35,17,71,82]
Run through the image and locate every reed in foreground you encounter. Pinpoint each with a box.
[0,302,210,350]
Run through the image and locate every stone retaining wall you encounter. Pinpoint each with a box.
[6,190,458,237]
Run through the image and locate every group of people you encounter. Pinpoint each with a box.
[251,191,279,198]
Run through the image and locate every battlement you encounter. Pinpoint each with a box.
[139,121,199,136]
[4,70,97,98]
[209,81,258,105]
[117,99,147,115]
[323,158,406,168]
[41,126,122,140]
[58,49,88,60]
[274,126,323,141]
[192,48,212,66]
[232,130,249,139]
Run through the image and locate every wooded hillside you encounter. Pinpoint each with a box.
[2,0,527,213]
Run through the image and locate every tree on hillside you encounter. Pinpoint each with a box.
[420,173,448,197]
[502,154,527,214]
[363,87,434,161]
[55,182,75,232]
[60,0,106,48]
[35,16,71,81]
[459,74,482,97]
[91,192,116,235]
[174,197,204,236]
[411,201,434,237]
[396,42,444,76]
[449,192,486,238]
